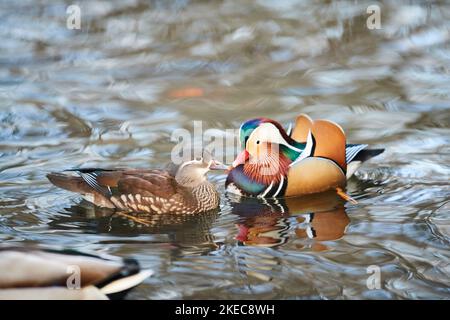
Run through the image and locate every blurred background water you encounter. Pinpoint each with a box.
[0,0,449,299]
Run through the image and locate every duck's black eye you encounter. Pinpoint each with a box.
[256,140,260,145]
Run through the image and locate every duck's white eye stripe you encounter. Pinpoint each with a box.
[249,123,303,153]
[178,159,196,171]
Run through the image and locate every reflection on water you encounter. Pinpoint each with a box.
[49,201,220,253]
[1,0,450,299]
[231,193,350,281]
[231,192,349,249]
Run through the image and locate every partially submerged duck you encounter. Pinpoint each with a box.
[0,245,152,300]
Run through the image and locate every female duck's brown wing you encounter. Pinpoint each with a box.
[111,170,176,213]
[111,170,193,214]
[48,168,128,208]
[47,168,180,210]
[47,168,123,195]
[117,170,177,198]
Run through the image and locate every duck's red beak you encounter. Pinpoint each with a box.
[232,150,249,168]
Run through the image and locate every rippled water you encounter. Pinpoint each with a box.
[1,0,450,299]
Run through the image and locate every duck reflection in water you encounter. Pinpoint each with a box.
[230,191,350,250]
[50,202,220,255]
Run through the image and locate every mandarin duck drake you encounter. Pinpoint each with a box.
[226,114,384,199]
[47,151,228,215]
[0,245,152,300]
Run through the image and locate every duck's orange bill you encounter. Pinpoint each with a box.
[232,150,249,168]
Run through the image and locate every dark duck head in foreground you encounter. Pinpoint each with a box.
[0,245,152,300]
[47,150,228,215]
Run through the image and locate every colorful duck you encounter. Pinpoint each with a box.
[226,114,384,199]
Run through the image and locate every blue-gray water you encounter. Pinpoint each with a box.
[0,0,449,299]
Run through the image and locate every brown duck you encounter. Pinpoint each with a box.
[47,151,228,215]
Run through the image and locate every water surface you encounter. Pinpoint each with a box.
[1,0,449,299]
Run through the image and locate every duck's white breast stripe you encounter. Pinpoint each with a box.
[259,181,274,198]
[272,175,285,198]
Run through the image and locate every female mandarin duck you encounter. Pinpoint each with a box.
[226,114,384,200]
[47,150,228,214]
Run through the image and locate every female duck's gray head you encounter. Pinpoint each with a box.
[175,150,228,187]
